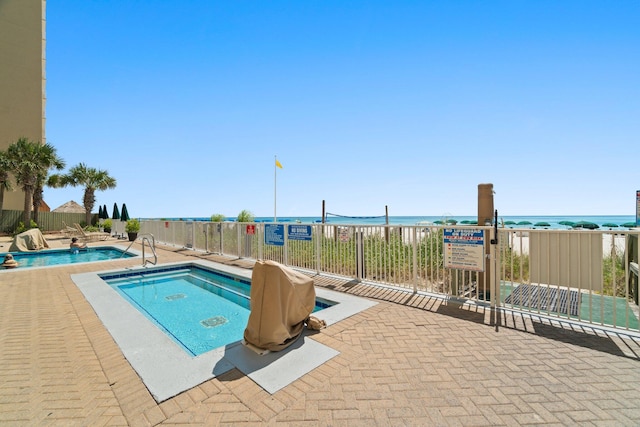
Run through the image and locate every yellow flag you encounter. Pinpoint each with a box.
[275,159,283,169]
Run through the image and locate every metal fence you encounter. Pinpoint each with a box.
[141,220,640,333]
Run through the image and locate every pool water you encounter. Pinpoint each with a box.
[102,266,336,356]
[1,247,135,269]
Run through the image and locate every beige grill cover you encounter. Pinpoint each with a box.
[243,260,316,351]
[9,229,50,252]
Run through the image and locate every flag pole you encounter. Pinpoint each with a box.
[274,155,277,222]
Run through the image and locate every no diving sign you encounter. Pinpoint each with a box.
[287,225,312,241]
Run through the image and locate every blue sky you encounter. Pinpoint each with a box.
[44,1,639,219]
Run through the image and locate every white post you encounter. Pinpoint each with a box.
[274,155,278,222]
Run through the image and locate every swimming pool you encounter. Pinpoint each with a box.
[73,260,377,401]
[1,246,136,269]
[101,265,335,356]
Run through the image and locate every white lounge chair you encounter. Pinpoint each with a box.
[74,223,109,242]
[61,221,80,239]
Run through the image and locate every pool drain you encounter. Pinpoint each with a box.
[200,316,228,328]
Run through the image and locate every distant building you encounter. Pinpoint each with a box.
[0,0,47,210]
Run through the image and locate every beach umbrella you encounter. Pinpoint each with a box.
[622,222,637,228]
[460,220,472,224]
[534,222,551,227]
[121,203,130,222]
[574,221,599,229]
[98,205,103,218]
[446,219,457,225]
[112,203,120,220]
[517,221,532,226]
[558,220,575,227]
[434,220,444,224]
[602,223,619,228]
[103,204,109,219]
[504,220,516,225]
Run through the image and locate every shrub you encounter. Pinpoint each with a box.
[13,220,38,236]
[101,218,112,231]
[125,219,140,233]
[236,210,254,223]
[13,222,27,235]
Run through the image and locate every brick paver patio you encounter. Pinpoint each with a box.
[1,234,640,426]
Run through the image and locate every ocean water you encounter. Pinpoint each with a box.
[150,215,638,230]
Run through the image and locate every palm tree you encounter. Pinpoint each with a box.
[6,137,65,226]
[49,163,117,225]
[32,148,65,225]
[0,150,14,223]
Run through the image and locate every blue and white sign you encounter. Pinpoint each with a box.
[288,225,312,241]
[443,228,485,271]
[265,224,285,246]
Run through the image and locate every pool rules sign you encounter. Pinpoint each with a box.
[443,228,485,272]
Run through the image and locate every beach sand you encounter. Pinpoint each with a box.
[506,230,628,256]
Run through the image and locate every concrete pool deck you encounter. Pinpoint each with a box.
[2,234,640,425]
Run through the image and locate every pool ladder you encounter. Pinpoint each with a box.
[122,233,158,266]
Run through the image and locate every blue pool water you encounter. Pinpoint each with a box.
[1,247,135,269]
[101,265,336,356]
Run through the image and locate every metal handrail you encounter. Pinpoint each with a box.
[120,233,158,266]
[141,233,157,266]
